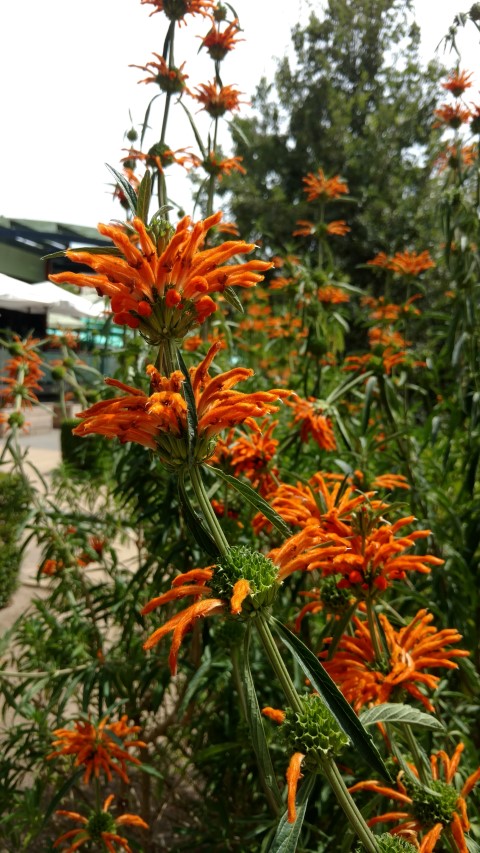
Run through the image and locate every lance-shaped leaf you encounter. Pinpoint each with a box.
[106,163,138,216]
[223,286,244,313]
[240,624,283,810]
[359,703,445,731]
[177,349,198,466]
[207,465,292,540]
[268,773,315,853]
[136,169,152,225]
[271,618,392,783]
[178,472,220,559]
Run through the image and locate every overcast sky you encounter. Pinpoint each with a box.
[1,0,478,228]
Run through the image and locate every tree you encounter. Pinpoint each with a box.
[222,0,444,277]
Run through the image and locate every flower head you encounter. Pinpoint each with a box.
[434,103,471,129]
[141,0,213,24]
[0,335,44,410]
[202,151,246,179]
[302,169,349,202]
[47,716,146,785]
[49,212,271,340]
[228,418,279,496]
[54,794,148,853]
[287,396,337,451]
[350,744,480,852]
[72,342,289,469]
[131,54,188,93]
[200,20,243,60]
[321,609,468,713]
[367,251,435,276]
[441,69,473,97]
[194,81,247,116]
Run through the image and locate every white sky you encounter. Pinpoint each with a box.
[0,0,478,228]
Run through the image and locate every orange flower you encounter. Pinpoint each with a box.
[268,522,349,582]
[123,144,200,174]
[200,19,243,60]
[286,753,305,823]
[367,250,435,276]
[326,219,350,236]
[321,609,468,713]
[441,69,473,97]
[287,396,337,451]
[130,54,188,93]
[54,794,148,853]
[50,212,271,337]
[72,342,289,467]
[229,418,279,496]
[140,0,213,24]
[434,103,471,129]
[292,219,315,237]
[350,744,480,852]
[317,285,350,304]
[261,706,286,725]
[202,151,246,179]
[0,335,44,409]
[193,81,247,117]
[435,143,477,172]
[48,716,146,785]
[302,169,349,202]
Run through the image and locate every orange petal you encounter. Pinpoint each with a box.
[261,707,286,725]
[230,579,251,614]
[286,752,305,823]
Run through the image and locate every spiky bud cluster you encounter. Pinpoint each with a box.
[282,694,349,768]
[404,778,458,826]
[319,575,351,613]
[355,833,417,852]
[86,809,116,839]
[212,545,279,613]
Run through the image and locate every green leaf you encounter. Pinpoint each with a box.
[361,375,377,435]
[268,773,315,853]
[178,472,220,559]
[179,101,207,158]
[207,465,292,540]
[177,349,198,466]
[359,703,445,731]
[42,768,83,824]
[240,624,283,809]
[105,163,138,216]
[271,618,392,783]
[42,246,122,261]
[136,169,152,224]
[223,286,245,313]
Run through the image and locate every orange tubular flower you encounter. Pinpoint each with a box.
[122,144,201,174]
[302,169,349,202]
[292,219,315,237]
[326,219,350,236]
[202,151,246,179]
[288,396,337,451]
[200,20,244,60]
[49,212,271,338]
[194,80,247,117]
[72,342,289,468]
[130,54,188,93]
[321,609,468,713]
[54,795,148,853]
[140,0,213,24]
[286,753,305,823]
[0,335,44,410]
[268,522,349,582]
[47,716,146,785]
[367,250,435,276]
[434,103,471,129]
[441,69,473,97]
[349,744,480,852]
[317,285,350,304]
[229,418,279,496]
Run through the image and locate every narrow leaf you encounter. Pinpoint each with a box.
[208,465,292,539]
[223,286,244,313]
[240,624,283,809]
[136,169,152,224]
[179,101,207,158]
[361,375,377,436]
[359,703,445,731]
[105,163,137,216]
[178,473,220,559]
[43,768,83,824]
[271,618,391,783]
[42,246,122,261]
[177,349,198,465]
[268,773,315,853]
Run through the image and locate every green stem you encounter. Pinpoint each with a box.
[256,613,379,852]
[402,723,429,785]
[365,597,385,662]
[189,464,230,556]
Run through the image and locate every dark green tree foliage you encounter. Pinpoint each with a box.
[224,0,444,275]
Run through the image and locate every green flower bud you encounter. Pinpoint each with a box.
[469,3,480,21]
[355,832,417,852]
[126,127,138,142]
[282,694,349,768]
[404,777,458,827]
[212,545,279,613]
[86,809,117,839]
[8,411,25,428]
[51,366,66,381]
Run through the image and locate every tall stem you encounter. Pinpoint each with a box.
[189,464,230,556]
[255,614,380,853]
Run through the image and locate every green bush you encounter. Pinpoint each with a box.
[0,472,32,608]
[60,419,112,480]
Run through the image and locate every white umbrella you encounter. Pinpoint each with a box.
[0,272,49,313]
[30,281,105,320]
